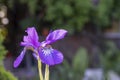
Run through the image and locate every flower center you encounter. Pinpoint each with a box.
[41,46,53,56]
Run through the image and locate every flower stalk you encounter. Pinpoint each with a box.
[45,64,49,80]
[38,57,43,80]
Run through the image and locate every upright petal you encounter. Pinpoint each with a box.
[39,48,63,66]
[13,49,26,68]
[45,29,67,44]
[25,27,39,41]
[21,27,40,48]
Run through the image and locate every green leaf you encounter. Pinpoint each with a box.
[73,47,88,73]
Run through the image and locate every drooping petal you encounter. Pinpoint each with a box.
[13,49,26,68]
[39,48,63,65]
[45,29,67,45]
[21,27,40,48]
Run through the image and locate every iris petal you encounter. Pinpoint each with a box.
[21,27,40,48]
[25,27,39,42]
[13,49,26,68]
[45,29,67,44]
[39,48,63,65]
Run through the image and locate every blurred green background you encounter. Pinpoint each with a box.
[0,0,120,80]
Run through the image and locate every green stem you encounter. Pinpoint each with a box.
[38,57,43,80]
[45,64,49,80]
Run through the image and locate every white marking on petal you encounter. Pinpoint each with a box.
[42,47,53,56]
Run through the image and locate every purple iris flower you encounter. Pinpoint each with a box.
[13,27,67,68]
[39,29,67,65]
